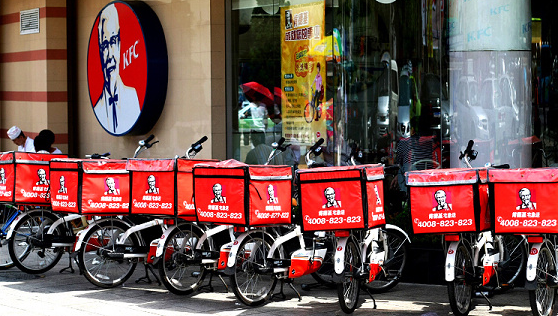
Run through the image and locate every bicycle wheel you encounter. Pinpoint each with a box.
[158,223,208,295]
[498,234,527,285]
[337,239,361,314]
[78,219,138,288]
[364,228,408,293]
[0,205,20,270]
[447,244,474,316]
[304,102,314,123]
[529,245,557,316]
[8,210,64,274]
[229,231,278,306]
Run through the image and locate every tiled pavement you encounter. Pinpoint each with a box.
[0,259,532,316]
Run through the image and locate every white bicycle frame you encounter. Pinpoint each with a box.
[6,211,85,243]
[334,224,410,275]
[526,241,543,283]
[156,223,234,266]
[444,231,503,282]
[74,217,133,252]
[525,234,557,286]
[225,225,326,277]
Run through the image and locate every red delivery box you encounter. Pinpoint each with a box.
[127,159,175,216]
[193,160,292,226]
[489,168,558,234]
[50,158,81,213]
[50,159,130,215]
[406,168,491,234]
[0,152,67,205]
[176,158,219,221]
[296,164,385,232]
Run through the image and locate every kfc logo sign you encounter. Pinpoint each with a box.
[87,1,168,136]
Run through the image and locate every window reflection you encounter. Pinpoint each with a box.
[229,0,542,169]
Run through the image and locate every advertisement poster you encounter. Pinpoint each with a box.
[281,1,327,145]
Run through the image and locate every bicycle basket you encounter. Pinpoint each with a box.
[406,168,490,234]
[489,167,558,234]
[296,164,385,232]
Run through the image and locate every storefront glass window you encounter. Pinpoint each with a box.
[230,0,452,169]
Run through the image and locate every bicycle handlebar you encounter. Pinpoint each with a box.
[459,139,478,167]
[85,152,111,159]
[134,135,159,158]
[459,140,474,160]
[308,138,324,153]
[304,138,324,167]
[185,136,208,159]
[144,134,155,144]
[492,163,510,169]
[265,137,293,165]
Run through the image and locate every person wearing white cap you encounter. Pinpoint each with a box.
[7,126,35,152]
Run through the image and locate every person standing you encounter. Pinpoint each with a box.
[7,126,35,152]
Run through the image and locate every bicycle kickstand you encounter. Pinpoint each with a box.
[273,279,302,301]
[136,263,161,286]
[197,272,216,293]
[477,290,493,310]
[362,286,377,309]
[59,252,76,274]
[218,274,229,292]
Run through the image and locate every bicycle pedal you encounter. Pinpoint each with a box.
[272,258,291,268]
[49,235,76,244]
[198,250,219,259]
[105,252,125,259]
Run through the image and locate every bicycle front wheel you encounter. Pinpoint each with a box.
[78,219,138,288]
[0,205,21,270]
[364,228,408,293]
[447,244,474,316]
[337,239,361,314]
[229,231,278,306]
[8,210,64,274]
[529,245,557,316]
[158,223,208,295]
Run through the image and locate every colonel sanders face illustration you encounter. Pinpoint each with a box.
[105,177,120,195]
[58,176,67,193]
[267,184,278,204]
[517,188,536,210]
[211,183,226,203]
[322,187,341,208]
[145,174,159,194]
[36,168,49,185]
[433,190,452,211]
[0,168,6,184]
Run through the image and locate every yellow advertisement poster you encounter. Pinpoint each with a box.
[281,1,326,146]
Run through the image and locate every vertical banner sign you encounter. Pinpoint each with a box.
[281,1,326,146]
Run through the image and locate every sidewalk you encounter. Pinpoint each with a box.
[0,260,532,316]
